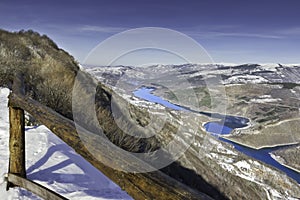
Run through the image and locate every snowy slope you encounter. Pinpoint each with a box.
[0,88,132,200]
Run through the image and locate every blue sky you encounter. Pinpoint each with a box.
[1,0,300,64]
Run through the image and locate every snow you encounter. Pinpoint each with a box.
[250,95,281,103]
[270,154,285,165]
[78,64,85,70]
[223,74,269,84]
[260,64,279,72]
[219,162,235,172]
[234,160,251,171]
[0,88,132,200]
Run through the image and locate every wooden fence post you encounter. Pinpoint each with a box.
[7,74,26,189]
[8,104,26,178]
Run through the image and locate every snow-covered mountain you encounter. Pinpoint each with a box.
[86,63,300,86]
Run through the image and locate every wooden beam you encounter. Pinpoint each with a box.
[8,173,68,200]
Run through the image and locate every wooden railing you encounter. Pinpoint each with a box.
[5,75,212,200]
[7,174,67,200]
[6,75,68,200]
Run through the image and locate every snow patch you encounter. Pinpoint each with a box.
[223,75,268,84]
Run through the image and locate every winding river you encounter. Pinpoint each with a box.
[133,87,300,184]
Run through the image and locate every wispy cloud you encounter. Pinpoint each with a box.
[29,23,130,37]
[277,27,300,36]
[196,31,283,39]
[184,25,285,39]
[183,25,284,40]
[36,23,300,40]
[78,25,127,33]
[188,25,300,40]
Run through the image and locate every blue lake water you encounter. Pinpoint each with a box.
[204,122,233,135]
[134,88,185,111]
[133,87,300,184]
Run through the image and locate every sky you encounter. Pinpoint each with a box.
[1,0,300,65]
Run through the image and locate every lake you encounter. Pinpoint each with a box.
[133,87,300,184]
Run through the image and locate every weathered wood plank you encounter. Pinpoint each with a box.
[8,106,26,178]
[7,74,26,189]
[8,92,213,200]
[8,173,68,200]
